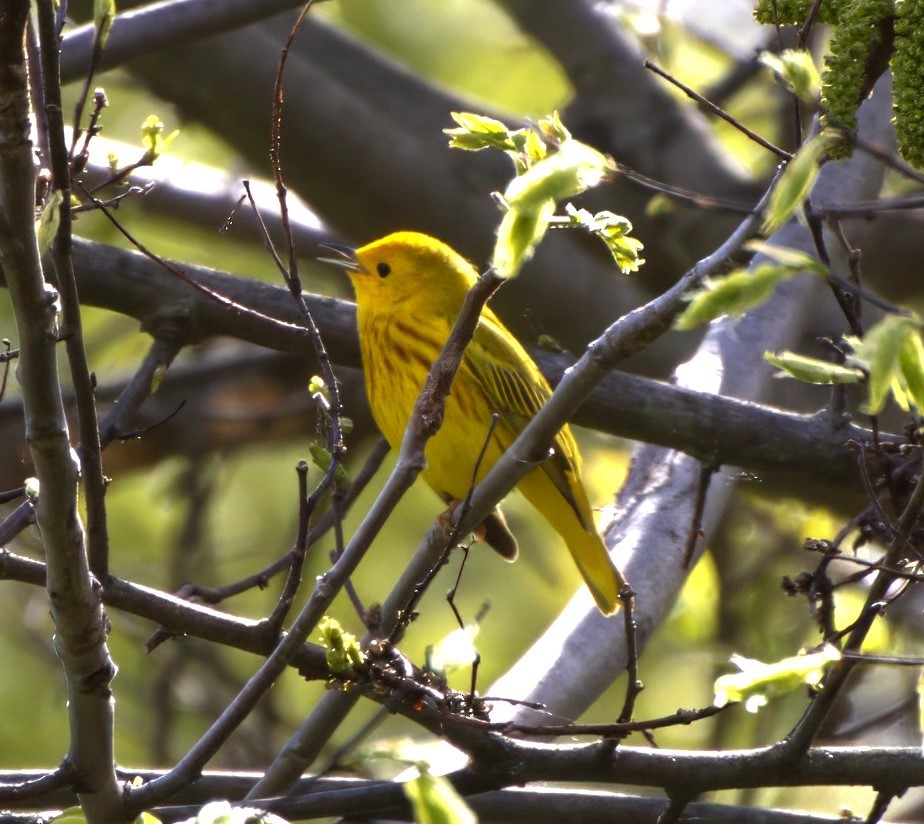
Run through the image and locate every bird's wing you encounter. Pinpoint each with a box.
[464,313,590,530]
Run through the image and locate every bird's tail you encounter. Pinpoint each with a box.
[566,527,625,615]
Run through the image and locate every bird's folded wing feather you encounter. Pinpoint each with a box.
[464,315,590,530]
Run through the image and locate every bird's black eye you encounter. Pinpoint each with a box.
[377,262,391,278]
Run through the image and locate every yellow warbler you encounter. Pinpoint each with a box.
[338,231,624,615]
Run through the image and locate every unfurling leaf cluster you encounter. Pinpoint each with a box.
[445,112,642,278]
[140,114,180,162]
[317,616,365,677]
[760,49,822,103]
[557,204,644,275]
[849,314,924,415]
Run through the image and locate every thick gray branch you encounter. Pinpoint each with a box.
[487,73,895,727]
[0,240,893,507]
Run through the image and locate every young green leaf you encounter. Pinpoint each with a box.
[35,190,64,256]
[850,315,923,414]
[403,765,477,824]
[444,112,517,153]
[764,351,864,384]
[760,49,822,102]
[521,128,549,168]
[491,198,556,279]
[503,139,609,211]
[317,616,365,677]
[561,205,644,274]
[762,134,831,234]
[674,264,795,330]
[536,110,572,144]
[899,328,924,412]
[93,0,116,49]
[140,115,180,161]
[308,444,351,486]
[714,645,841,713]
[744,241,829,276]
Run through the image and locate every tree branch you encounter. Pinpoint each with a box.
[0,549,328,679]
[0,5,122,819]
[0,241,898,507]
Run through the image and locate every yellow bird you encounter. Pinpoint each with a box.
[336,231,624,614]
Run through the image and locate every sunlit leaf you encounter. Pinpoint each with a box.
[744,241,829,276]
[93,0,116,48]
[899,329,924,412]
[318,616,365,677]
[444,112,517,152]
[403,765,477,824]
[762,134,831,234]
[35,190,64,256]
[760,49,822,102]
[503,139,609,211]
[561,205,644,274]
[850,315,924,414]
[535,110,571,144]
[714,645,841,713]
[491,198,556,279]
[24,477,40,500]
[674,264,796,330]
[428,621,480,674]
[764,351,864,384]
[140,115,180,161]
[521,128,548,168]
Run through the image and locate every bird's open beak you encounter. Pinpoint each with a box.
[317,242,367,274]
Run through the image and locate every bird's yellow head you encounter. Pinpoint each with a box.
[348,232,479,317]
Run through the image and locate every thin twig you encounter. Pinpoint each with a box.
[97,336,182,449]
[614,164,757,214]
[644,60,791,160]
[616,585,641,727]
[0,761,78,802]
[77,183,314,340]
[865,790,894,824]
[783,454,924,754]
[683,463,715,568]
[37,0,111,580]
[266,460,312,632]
